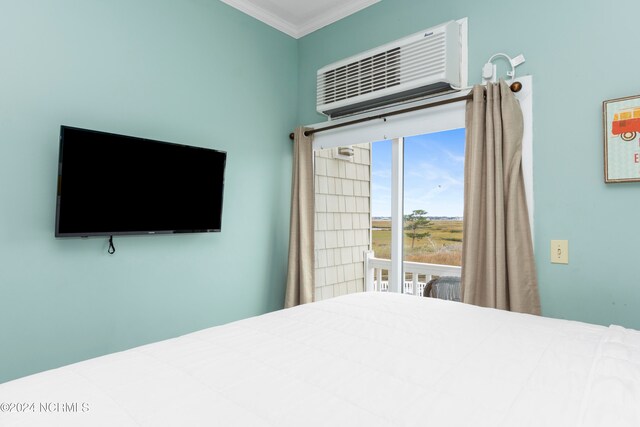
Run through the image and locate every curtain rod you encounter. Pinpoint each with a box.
[289,81,523,140]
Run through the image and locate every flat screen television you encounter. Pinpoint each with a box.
[55,126,226,237]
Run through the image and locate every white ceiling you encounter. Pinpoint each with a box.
[220,0,380,39]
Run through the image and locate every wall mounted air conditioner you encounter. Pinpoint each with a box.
[317,20,466,119]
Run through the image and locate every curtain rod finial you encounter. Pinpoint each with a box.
[289,132,295,140]
[510,81,522,92]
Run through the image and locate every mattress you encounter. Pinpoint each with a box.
[1,292,638,426]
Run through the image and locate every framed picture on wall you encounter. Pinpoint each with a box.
[603,94,640,183]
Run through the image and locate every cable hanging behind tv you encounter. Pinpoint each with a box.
[55,126,226,239]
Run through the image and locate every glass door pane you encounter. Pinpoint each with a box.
[370,139,392,291]
[371,139,392,259]
[402,129,465,296]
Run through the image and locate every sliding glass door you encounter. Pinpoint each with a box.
[371,129,465,294]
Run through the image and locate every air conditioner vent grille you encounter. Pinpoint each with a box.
[319,47,402,105]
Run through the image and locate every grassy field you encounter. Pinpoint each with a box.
[372,219,462,266]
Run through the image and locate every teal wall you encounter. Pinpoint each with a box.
[297,0,640,329]
[0,0,297,383]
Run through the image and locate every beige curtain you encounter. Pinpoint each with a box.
[461,81,541,315]
[284,127,315,308]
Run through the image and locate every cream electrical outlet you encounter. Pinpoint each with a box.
[550,240,569,264]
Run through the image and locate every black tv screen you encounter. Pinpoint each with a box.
[55,126,226,237]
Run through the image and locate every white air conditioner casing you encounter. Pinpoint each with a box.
[317,20,464,118]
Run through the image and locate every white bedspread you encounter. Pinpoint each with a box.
[1,292,639,426]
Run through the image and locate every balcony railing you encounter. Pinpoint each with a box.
[364,250,462,296]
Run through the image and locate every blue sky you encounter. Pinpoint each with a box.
[371,128,465,217]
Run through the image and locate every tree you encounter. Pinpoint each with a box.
[404,209,433,249]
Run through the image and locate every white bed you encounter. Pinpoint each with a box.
[1,292,639,426]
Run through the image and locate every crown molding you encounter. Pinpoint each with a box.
[294,0,379,38]
[220,0,298,37]
[220,0,380,39]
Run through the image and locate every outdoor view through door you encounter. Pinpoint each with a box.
[370,128,464,295]
[312,128,466,300]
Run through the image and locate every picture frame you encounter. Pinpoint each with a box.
[603,94,640,183]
